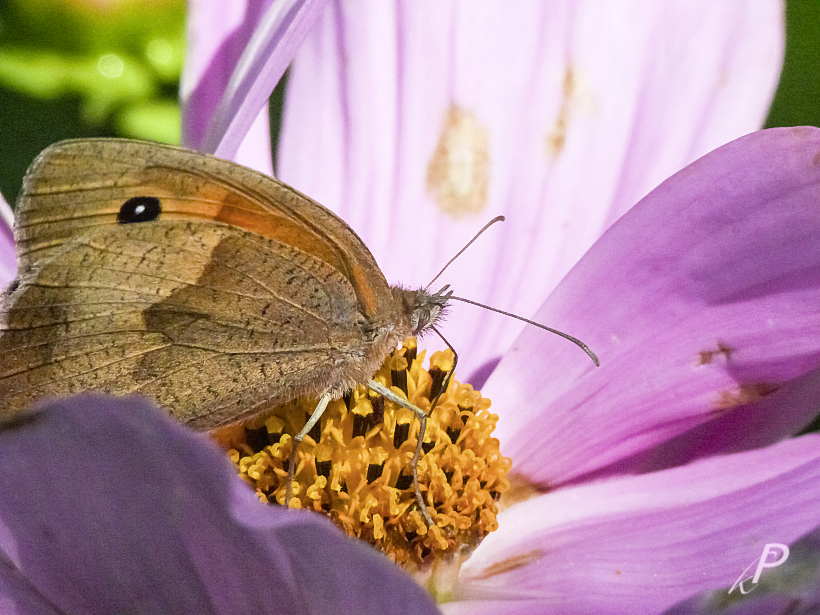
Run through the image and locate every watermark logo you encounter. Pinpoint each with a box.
[728,543,790,595]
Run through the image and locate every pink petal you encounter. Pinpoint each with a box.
[181,1,261,149]
[489,127,820,486]
[0,564,63,615]
[0,395,440,614]
[277,0,783,377]
[181,0,329,167]
[445,435,820,615]
[0,192,15,287]
[233,102,273,173]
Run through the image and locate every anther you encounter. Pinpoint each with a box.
[245,426,270,450]
[393,421,410,448]
[367,461,385,484]
[446,426,461,444]
[368,392,385,426]
[403,338,418,363]
[395,471,413,491]
[315,459,332,479]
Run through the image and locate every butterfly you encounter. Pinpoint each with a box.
[0,138,451,522]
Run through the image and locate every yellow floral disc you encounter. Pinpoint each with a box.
[216,338,511,570]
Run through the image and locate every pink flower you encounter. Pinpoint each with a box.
[187,3,819,612]
[5,2,817,614]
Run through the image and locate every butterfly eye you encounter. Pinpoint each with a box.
[118,196,161,224]
[412,309,431,335]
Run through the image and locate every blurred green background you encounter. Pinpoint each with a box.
[0,0,184,204]
[0,0,818,206]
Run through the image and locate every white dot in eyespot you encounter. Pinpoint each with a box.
[118,196,161,224]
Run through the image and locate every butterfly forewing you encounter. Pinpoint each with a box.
[14,139,395,320]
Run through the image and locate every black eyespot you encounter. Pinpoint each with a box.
[118,196,161,224]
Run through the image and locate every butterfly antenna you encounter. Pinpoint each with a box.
[426,215,599,366]
[451,296,599,366]
[427,215,505,288]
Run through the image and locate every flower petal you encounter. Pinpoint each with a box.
[0,395,440,615]
[446,435,820,615]
[277,0,783,377]
[0,191,15,288]
[489,127,820,485]
[181,0,329,165]
[0,559,63,615]
[181,1,262,150]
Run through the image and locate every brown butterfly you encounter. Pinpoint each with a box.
[0,139,451,520]
[2,139,600,524]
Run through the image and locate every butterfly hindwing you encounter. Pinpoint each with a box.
[1,216,366,427]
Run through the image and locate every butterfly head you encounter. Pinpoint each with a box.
[405,284,452,337]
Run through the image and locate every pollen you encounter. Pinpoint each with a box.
[221,338,511,570]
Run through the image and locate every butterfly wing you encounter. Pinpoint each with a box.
[13,139,395,320]
[1,139,406,428]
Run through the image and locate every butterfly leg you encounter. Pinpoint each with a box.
[367,379,434,527]
[285,392,332,507]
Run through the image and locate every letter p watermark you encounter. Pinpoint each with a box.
[729,543,790,595]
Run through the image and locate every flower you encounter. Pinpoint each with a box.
[453,129,820,614]
[4,1,817,614]
[180,0,330,173]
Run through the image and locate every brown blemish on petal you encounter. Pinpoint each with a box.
[498,472,547,512]
[546,68,575,157]
[426,105,490,218]
[715,383,781,411]
[697,342,734,365]
[475,549,543,580]
[545,67,595,158]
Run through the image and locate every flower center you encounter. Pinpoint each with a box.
[213,337,510,571]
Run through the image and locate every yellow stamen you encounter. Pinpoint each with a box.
[217,338,511,571]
